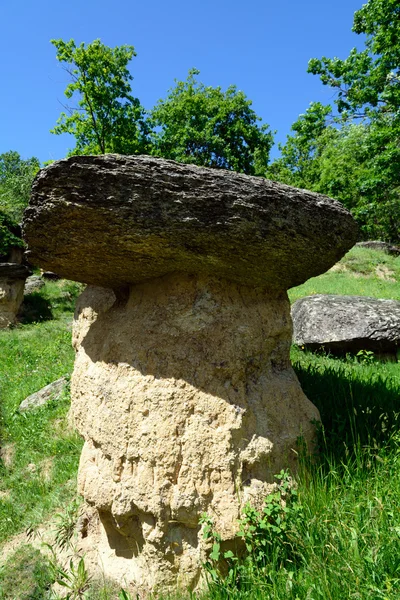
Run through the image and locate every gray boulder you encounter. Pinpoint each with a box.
[18,376,68,412]
[23,155,357,291]
[292,294,400,356]
[24,275,45,295]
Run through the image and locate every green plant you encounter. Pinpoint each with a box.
[238,470,304,570]
[356,349,375,365]
[0,210,23,258]
[54,498,81,550]
[49,554,91,599]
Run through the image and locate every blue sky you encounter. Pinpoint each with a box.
[1,0,364,164]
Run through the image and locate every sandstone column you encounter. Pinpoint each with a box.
[23,155,358,594]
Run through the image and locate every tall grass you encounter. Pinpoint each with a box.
[0,287,82,544]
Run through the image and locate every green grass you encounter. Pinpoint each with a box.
[0,544,54,600]
[1,249,400,599]
[289,246,400,302]
[0,284,82,545]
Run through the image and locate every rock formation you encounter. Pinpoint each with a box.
[18,376,68,412]
[356,240,400,256]
[0,263,30,328]
[23,155,358,595]
[24,274,45,295]
[292,294,400,358]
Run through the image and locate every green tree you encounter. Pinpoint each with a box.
[307,0,400,242]
[308,0,400,118]
[51,39,149,155]
[267,102,336,190]
[269,0,400,242]
[150,69,273,175]
[0,151,40,223]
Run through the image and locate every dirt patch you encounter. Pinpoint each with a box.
[0,443,15,468]
[375,265,396,281]
[329,263,348,273]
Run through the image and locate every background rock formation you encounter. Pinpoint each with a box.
[0,263,30,328]
[292,294,400,357]
[23,155,358,594]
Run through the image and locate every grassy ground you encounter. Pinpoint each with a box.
[289,246,400,302]
[1,248,400,599]
[0,282,83,546]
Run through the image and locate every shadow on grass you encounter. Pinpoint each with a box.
[293,357,400,466]
[18,293,53,324]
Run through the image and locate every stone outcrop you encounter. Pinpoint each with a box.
[23,155,358,595]
[292,294,400,357]
[24,275,45,295]
[18,376,68,412]
[0,263,30,328]
[356,240,400,256]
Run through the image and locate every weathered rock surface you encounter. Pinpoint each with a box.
[292,294,400,356]
[18,376,68,412]
[356,240,400,256]
[22,155,358,594]
[0,263,30,328]
[72,277,319,593]
[23,155,357,290]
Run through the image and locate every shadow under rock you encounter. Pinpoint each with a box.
[294,358,400,464]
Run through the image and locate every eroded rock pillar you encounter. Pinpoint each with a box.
[72,273,319,593]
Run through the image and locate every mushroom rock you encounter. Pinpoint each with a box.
[23,155,358,594]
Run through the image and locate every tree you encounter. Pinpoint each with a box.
[308,0,400,118]
[267,102,336,190]
[269,0,400,242]
[150,69,273,176]
[0,151,40,223]
[51,39,149,155]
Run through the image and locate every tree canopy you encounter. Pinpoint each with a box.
[269,0,400,242]
[51,39,149,155]
[0,151,40,223]
[150,69,273,175]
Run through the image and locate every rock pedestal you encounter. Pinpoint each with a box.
[0,263,30,328]
[23,155,358,594]
[72,275,319,591]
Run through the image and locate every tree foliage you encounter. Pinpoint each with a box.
[0,151,40,223]
[267,102,336,190]
[150,69,273,175]
[270,0,400,243]
[51,39,149,155]
[308,0,400,118]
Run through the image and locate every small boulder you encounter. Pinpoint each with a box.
[24,275,45,295]
[18,376,68,412]
[292,294,400,356]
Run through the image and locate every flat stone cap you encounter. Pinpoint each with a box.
[23,155,358,290]
[0,263,30,280]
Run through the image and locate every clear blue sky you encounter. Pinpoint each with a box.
[1,0,364,164]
